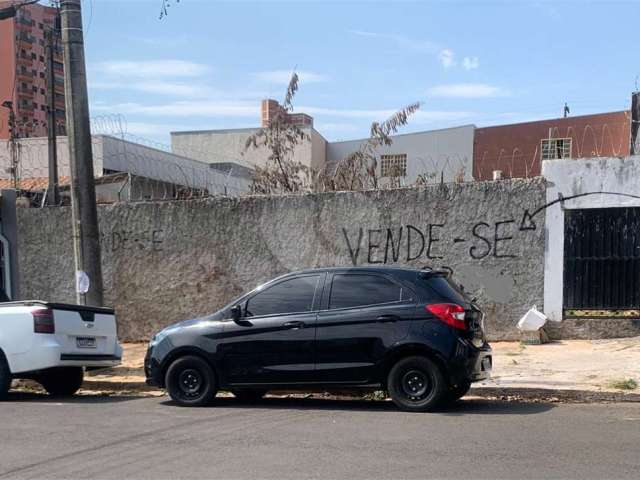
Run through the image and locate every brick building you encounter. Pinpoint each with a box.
[0,1,64,140]
[261,98,313,128]
[473,111,631,180]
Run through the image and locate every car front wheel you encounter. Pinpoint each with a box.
[39,367,84,396]
[165,355,217,407]
[388,356,446,412]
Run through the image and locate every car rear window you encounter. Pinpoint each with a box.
[422,275,470,304]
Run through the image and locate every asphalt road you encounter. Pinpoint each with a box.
[1,393,639,479]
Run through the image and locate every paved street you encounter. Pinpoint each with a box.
[1,394,639,479]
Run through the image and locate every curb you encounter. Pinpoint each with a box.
[80,379,640,403]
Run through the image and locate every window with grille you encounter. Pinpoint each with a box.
[380,154,407,177]
[541,138,572,160]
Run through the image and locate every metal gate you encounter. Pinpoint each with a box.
[564,207,640,317]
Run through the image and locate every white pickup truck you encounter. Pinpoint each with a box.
[0,301,122,398]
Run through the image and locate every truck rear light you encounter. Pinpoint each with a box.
[426,303,467,330]
[33,308,55,334]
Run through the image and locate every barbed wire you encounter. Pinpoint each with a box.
[474,120,631,180]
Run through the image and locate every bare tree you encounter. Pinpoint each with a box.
[325,102,421,191]
[244,72,311,194]
[159,0,180,19]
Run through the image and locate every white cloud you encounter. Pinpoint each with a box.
[90,80,209,97]
[426,83,510,98]
[438,49,456,68]
[301,106,475,124]
[462,56,479,70]
[92,60,211,78]
[91,100,259,118]
[253,70,329,85]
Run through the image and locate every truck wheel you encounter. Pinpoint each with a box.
[165,355,217,407]
[388,356,446,412]
[232,389,267,403]
[40,367,84,396]
[0,352,11,400]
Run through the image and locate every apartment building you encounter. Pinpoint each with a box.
[0,1,64,140]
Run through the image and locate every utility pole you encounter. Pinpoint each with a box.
[60,0,103,306]
[631,91,639,156]
[1,101,19,190]
[45,28,59,206]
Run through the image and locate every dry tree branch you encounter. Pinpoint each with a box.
[328,102,421,191]
[244,72,311,194]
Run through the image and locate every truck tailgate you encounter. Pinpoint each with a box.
[49,303,119,357]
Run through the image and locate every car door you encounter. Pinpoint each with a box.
[220,273,323,385]
[314,272,416,383]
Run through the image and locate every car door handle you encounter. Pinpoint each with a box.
[376,315,399,323]
[283,321,306,329]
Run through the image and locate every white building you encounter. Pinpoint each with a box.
[170,99,475,185]
[0,135,252,200]
[326,125,475,184]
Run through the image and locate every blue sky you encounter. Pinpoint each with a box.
[82,0,638,145]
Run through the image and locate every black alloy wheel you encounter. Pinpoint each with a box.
[388,356,446,412]
[165,355,217,407]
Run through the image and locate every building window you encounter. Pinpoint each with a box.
[541,138,572,160]
[380,154,408,177]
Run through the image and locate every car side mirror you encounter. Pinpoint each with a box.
[230,304,243,323]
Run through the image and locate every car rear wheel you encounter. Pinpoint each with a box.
[165,355,217,407]
[388,356,446,412]
[39,367,84,396]
[232,389,267,403]
[0,352,11,400]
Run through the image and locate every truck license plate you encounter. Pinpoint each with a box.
[76,337,97,348]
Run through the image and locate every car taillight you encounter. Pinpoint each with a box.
[426,303,467,330]
[33,308,55,334]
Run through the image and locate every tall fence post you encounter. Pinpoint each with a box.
[631,91,639,156]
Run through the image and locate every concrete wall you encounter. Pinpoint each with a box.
[171,127,327,171]
[543,156,640,335]
[326,125,474,185]
[17,178,546,341]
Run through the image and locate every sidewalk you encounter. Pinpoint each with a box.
[79,337,640,402]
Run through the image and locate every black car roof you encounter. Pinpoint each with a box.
[285,265,432,276]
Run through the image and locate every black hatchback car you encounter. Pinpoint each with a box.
[145,266,492,412]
